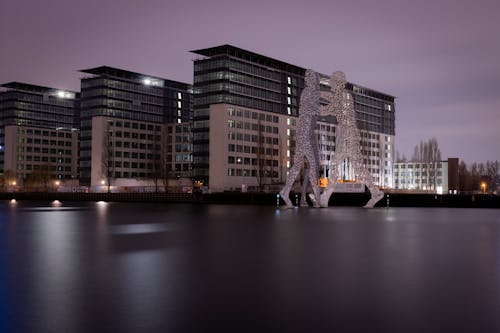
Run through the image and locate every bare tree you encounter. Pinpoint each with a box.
[411,138,441,190]
[470,162,481,191]
[0,170,15,191]
[428,138,441,189]
[255,120,265,191]
[396,150,407,163]
[278,137,287,185]
[486,160,499,191]
[160,125,171,193]
[150,126,163,193]
[26,164,52,192]
[101,121,113,193]
[458,161,470,192]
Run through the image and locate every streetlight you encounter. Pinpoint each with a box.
[481,182,487,194]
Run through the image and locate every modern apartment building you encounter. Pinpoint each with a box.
[78,66,192,189]
[394,158,459,194]
[0,82,79,187]
[191,45,306,192]
[191,44,396,192]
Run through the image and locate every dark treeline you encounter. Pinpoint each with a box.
[459,160,499,193]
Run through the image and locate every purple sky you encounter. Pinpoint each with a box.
[1,0,499,164]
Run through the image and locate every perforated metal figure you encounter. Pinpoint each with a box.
[319,71,384,208]
[279,69,321,208]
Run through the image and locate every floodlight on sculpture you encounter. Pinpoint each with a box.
[319,71,384,208]
[279,69,321,208]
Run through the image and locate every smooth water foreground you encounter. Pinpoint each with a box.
[1,202,500,332]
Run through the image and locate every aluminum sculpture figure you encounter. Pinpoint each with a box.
[279,69,321,207]
[319,71,384,208]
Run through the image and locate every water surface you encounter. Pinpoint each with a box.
[1,202,499,332]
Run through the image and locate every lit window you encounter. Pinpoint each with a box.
[287,77,291,85]
[177,92,182,99]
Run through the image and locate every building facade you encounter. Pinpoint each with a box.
[0,82,79,188]
[191,45,306,192]
[78,66,192,189]
[191,45,396,192]
[394,158,459,194]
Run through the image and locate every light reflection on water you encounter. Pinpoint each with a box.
[1,202,500,332]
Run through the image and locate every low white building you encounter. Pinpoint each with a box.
[394,158,459,194]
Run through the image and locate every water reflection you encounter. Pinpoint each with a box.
[109,223,175,235]
[2,203,500,332]
[51,199,62,207]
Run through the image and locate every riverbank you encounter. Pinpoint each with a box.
[1,191,499,208]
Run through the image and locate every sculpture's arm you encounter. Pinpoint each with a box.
[320,90,332,100]
[319,90,334,116]
[319,104,332,116]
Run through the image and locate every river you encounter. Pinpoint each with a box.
[1,201,499,332]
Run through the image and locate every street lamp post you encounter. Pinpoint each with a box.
[481,182,487,194]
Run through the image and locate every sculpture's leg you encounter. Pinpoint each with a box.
[319,182,334,207]
[363,185,384,208]
[300,166,310,206]
[306,160,321,208]
[279,153,305,207]
[363,164,384,208]
[319,151,344,208]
